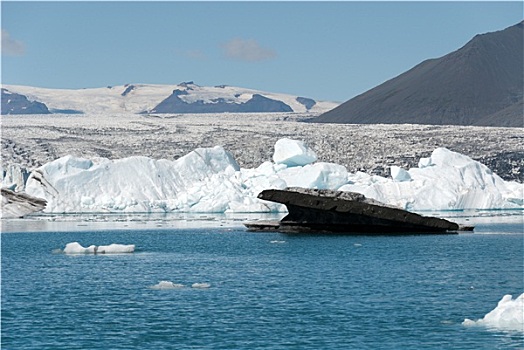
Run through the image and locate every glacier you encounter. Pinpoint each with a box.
[10,139,523,214]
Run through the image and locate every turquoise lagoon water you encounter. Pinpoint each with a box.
[2,212,523,349]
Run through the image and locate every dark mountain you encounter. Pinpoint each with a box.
[149,89,293,114]
[296,97,317,110]
[315,22,523,127]
[1,88,50,115]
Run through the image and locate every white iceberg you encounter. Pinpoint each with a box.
[25,146,242,213]
[463,293,524,332]
[23,139,523,214]
[341,148,523,210]
[63,242,97,254]
[96,243,136,254]
[1,164,29,192]
[62,242,135,254]
[272,138,317,166]
[191,283,211,289]
[390,165,411,182]
[277,162,348,190]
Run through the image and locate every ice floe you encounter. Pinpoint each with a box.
[63,242,97,254]
[96,243,136,254]
[150,281,185,289]
[149,281,211,289]
[463,293,524,332]
[62,242,135,254]
[17,139,524,213]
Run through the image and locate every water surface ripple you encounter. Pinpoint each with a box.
[2,220,523,349]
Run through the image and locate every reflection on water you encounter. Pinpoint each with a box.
[1,212,287,233]
[2,210,522,234]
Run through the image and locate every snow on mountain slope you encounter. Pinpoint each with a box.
[2,82,338,115]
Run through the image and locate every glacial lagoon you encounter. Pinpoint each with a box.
[1,211,523,349]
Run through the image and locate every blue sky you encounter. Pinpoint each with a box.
[2,1,522,102]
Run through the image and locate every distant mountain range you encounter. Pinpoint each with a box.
[315,21,523,127]
[1,82,338,115]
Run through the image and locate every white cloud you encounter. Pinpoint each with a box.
[222,38,276,62]
[2,30,26,56]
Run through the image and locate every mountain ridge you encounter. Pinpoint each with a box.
[1,82,338,115]
[314,21,523,127]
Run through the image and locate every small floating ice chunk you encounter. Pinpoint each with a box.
[150,281,185,290]
[97,243,135,254]
[191,283,211,289]
[62,242,135,254]
[63,242,97,254]
[463,293,524,332]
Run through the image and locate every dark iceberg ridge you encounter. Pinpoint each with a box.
[296,97,316,110]
[315,21,524,127]
[1,188,47,218]
[246,187,469,234]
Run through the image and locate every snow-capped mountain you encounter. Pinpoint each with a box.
[1,82,339,115]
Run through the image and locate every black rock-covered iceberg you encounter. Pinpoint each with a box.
[246,187,466,234]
